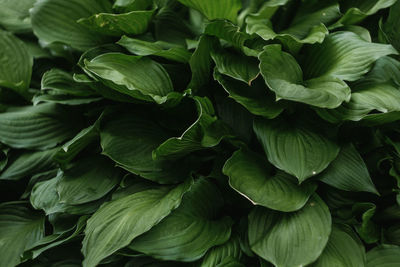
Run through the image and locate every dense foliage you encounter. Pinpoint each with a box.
[1,0,400,266]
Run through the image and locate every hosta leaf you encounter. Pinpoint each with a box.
[0,203,45,267]
[113,0,150,11]
[118,36,192,63]
[223,149,317,212]
[366,245,400,267]
[253,118,340,182]
[0,0,36,32]
[154,97,232,160]
[57,156,121,205]
[177,0,242,22]
[0,104,82,150]
[353,203,380,244]
[83,53,179,104]
[248,195,332,267]
[30,0,112,51]
[214,70,284,119]
[319,143,378,194]
[311,224,366,267]
[0,30,32,96]
[82,178,193,267]
[303,31,398,81]
[259,44,351,109]
[204,20,250,49]
[77,10,155,36]
[129,179,232,261]
[201,234,243,267]
[211,48,259,85]
[100,113,190,183]
[0,148,58,180]
[381,1,400,52]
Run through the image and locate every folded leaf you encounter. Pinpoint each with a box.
[177,0,242,22]
[82,178,193,267]
[223,149,317,211]
[381,1,400,52]
[253,118,340,182]
[201,234,243,267]
[248,195,332,267]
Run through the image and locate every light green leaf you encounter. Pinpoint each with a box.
[30,0,112,51]
[211,48,259,85]
[77,9,155,36]
[366,245,400,267]
[0,203,45,267]
[0,30,32,96]
[129,179,232,261]
[0,148,58,180]
[214,70,284,119]
[223,149,317,211]
[253,118,340,183]
[118,36,192,63]
[57,156,121,205]
[83,52,178,104]
[0,104,82,149]
[82,178,193,267]
[0,0,36,32]
[311,224,366,267]
[248,195,332,267]
[177,0,242,22]
[154,97,232,160]
[303,31,398,81]
[259,44,351,108]
[201,234,243,267]
[100,113,190,183]
[319,143,378,194]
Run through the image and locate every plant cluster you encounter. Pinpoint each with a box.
[1,0,400,266]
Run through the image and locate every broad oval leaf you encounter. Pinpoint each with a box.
[366,245,400,267]
[311,224,366,267]
[223,149,317,212]
[57,156,121,205]
[0,104,82,150]
[319,143,378,194]
[303,31,398,81]
[248,195,332,267]
[0,0,36,32]
[30,0,112,51]
[253,118,340,183]
[129,179,232,261]
[177,0,242,22]
[0,30,32,96]
[0,203,45,267]
[201,234,243,267]
[82,178,193,267]
[259,45,351,109]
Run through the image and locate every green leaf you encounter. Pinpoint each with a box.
[118,36,192,63]
[154,97,232,160]
[0,104,82,149]
[82,178,193,267]
[367,245,400,267]
[113,0,150,11]
[57,156,121,205]
[211,48,259,85]
[319,143,378,194]
[83,52,179,104]
[223,149,317,212]
[100,113,190,183]
[201,234,243,267]
[311,224,366,267]
[129,179,232,261]
[204,20,250,49]
[77,9,155,36]
[0,30,33,97]
[381,1,400,52]
[214,70,284,119]
[0,148,58,180]
[303,31,398,81]
[352,203,380,244]
[253,118,340,183]
[0,0,36,32]
[177,0,242,22]
[248,195,332,267]
[30,0,112,51]
[259,44,351,109]
[0,203,45,267]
